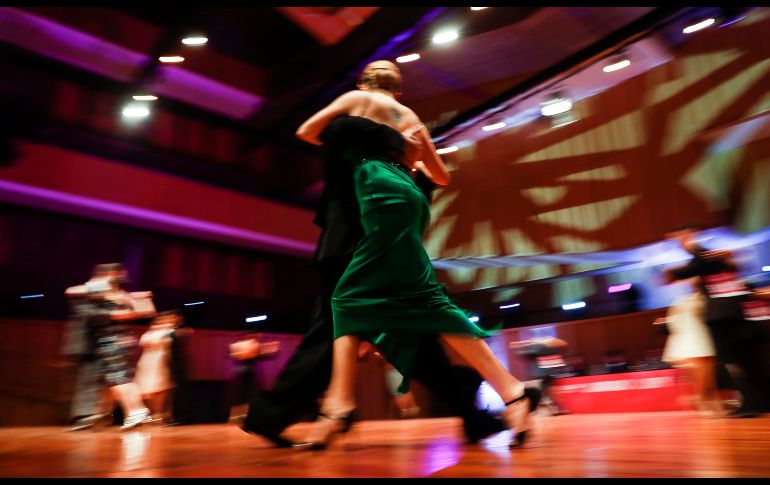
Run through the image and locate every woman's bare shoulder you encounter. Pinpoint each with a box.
[397,103,422,127]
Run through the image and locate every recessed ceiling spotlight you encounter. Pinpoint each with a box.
[602,58,631,73]
[396,53,420,63]
[562,301,586,310]
[122,103,150,118]
[540,93,573,117]
[182,36,208,46]
[158,55,185,63]
[436,146,459,155]
[683,18,715,34]
[481,121,506,132]
[432,29,459,44]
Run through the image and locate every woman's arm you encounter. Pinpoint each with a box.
[65,285,88,298]
[107,291,156,320]
[402,123,450,186]
[296,91,361,145]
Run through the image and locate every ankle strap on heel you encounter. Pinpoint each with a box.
[504,393,526,407]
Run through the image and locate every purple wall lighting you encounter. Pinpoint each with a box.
[608,283,633,293]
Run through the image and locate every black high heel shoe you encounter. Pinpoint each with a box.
[294,410,355,450]
[504,387,541,449]
[239,416,295,448]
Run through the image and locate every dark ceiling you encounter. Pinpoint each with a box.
[0,6,665,208]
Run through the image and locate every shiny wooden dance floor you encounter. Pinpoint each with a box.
[1,412,769,478]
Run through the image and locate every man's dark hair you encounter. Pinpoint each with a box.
[92,262,126,276]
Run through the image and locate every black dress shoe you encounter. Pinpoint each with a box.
[727,409,761,418]
[240,417,295,448]
[463,412,506,444]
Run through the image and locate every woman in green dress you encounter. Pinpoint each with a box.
[296,60,536,449]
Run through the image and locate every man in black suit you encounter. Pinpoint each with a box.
[241,149,506,448]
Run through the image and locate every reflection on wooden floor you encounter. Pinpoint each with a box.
[1,412,769,477]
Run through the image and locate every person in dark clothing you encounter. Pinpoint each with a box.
[61,295,104,430]
[230,333,280,409]
[511,338,569,415]
[241,102,513,448]
[167,318,192,425]
[665,225,767,417]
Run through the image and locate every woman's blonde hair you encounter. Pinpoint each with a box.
[357,60,402,96]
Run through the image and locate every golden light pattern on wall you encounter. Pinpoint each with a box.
[426,9,770,295]
[533,195,639,231]
[661,58,770,156]
[518,110,646,164]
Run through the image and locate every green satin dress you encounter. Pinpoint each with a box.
[323,116,489,393]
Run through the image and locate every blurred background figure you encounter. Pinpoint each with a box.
[562,355,586,377]
[229,333,281,418]
[654,279,722,417]
[665,225,768,417]
[61,265,110,431]
[167,313,193,426]
[134,311,183,423]
[358,342,420,419]
[510,337,569,415]
[64,263,156,430]
[602,350,629,374]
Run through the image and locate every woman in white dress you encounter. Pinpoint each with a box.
[654,280,723,417]
[135,313,176,422]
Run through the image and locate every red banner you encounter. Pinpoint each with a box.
[550,369,695,413]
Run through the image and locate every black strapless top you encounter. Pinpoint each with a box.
[320,116,406,166]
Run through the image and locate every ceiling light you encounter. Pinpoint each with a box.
[540,93,573,117]
[471,7,488,11]
[182,36,208,46]
[396,53,420,63]
[469,316,480,323]
[132,94,158,101]
[245,315,267,323]
[122,104,150,118]
[19,294,44,299]
[436,146,459,155]
[159,55,185,63]
[683,18,715,34]
[481,121,506,132]
[500,303,520,309]
[602,58,631,73]
[432,29,459,44]
[562,301,586,310]
[762,265,770,272]
[184,301,205,306]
